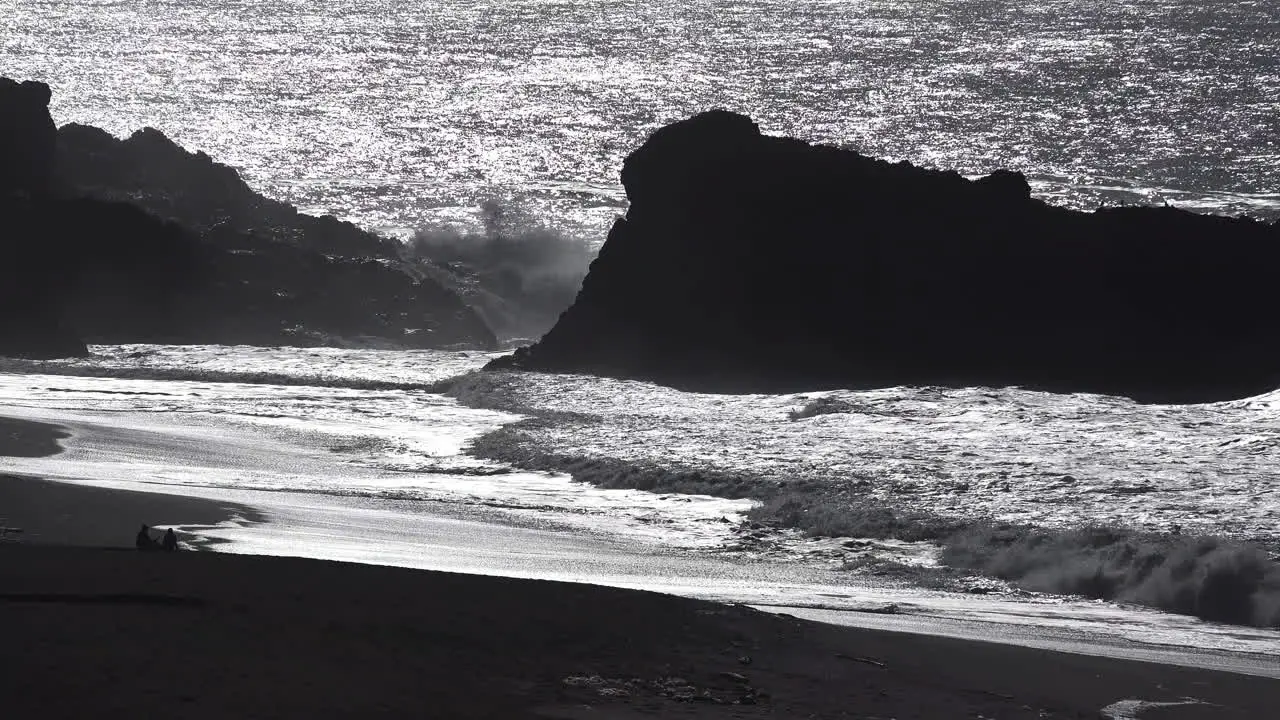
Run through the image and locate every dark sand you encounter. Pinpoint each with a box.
[3,546,1278,719]
[1,416,259,546]
[0,474,261,546]
[4,415,1278,718]
[1,414,70,457]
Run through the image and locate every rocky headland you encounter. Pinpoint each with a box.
[1,77,496,356]
[492,111,1280,403]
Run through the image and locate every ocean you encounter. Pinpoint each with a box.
[3,0,1278,239]
[4,343,1278,549]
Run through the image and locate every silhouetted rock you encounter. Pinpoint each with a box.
[0,302,86,359]
[1,77,497,354]
[0,79,82,356]
[3,187,212,355]
[492,111,1280,403]
[51,122,496,349]
[0,79,55,197]
[55,123,392,258]
[178,224,495,348]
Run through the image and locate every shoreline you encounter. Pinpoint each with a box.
[5,401,1280,680]
[0,473,261,548]
[1,415,71,457]
[3,543,1279,718]
[1,416,261,548]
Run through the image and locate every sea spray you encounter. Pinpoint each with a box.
[404,200,594,342]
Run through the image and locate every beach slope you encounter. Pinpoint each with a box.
[2,545,1277,719]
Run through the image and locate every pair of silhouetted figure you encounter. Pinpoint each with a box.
[135,524,178,552]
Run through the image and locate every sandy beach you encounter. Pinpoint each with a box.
[3,543,1279,719]
[3,415,1279,717]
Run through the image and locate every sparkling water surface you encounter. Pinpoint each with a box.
[6,345,1279,546]
[0,347,753,549]
[3,0,1277,238]
[452,369,1280,543]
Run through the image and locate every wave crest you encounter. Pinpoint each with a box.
[941,526,1280,627]
[0,357,456,393]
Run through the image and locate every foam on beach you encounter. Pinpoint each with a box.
[7,345,1280,671]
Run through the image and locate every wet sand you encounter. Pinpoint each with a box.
[0,473,260,547]
[3,544,1278,719]
[1,415,71,458]
[1,417,258,547]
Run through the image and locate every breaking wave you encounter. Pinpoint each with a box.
[448,370,1280,627]
[941,526,1280,627]
[8,345,1280,627]
[0,359,455,393]
[0,345,493,391]
[404,200,594,342]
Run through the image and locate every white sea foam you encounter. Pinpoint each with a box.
[451,370,1280,543]
[0,348,749,550]
[1100,698,1213,719]
[9,344,1280,546]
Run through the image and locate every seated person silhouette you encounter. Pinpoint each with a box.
[135,524,158,551]
[162,528,178,552]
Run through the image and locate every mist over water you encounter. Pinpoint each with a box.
[3,0,1277,240]
[407,201,593,341]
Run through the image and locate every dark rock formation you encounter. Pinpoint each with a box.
[173,224,494,348]
[0,78,55,197]
[492,111,1280,403]
[1,199,187,359]
[4,196,203,351]
[0,259,87,360]
[1,77,497,355]
[1,79,84,357]
[56,123,393,258]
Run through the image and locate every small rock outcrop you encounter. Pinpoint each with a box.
[492,111,1280,403]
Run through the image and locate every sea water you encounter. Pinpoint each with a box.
[3,0,1277,238]
[5,344,1278,547]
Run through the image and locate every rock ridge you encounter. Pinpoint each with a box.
[1,77,497,355]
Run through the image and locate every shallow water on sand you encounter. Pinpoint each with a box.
[0,347,751,549]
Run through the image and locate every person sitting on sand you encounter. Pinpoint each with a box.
[135,524,157,551]
[162,528,178,552]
